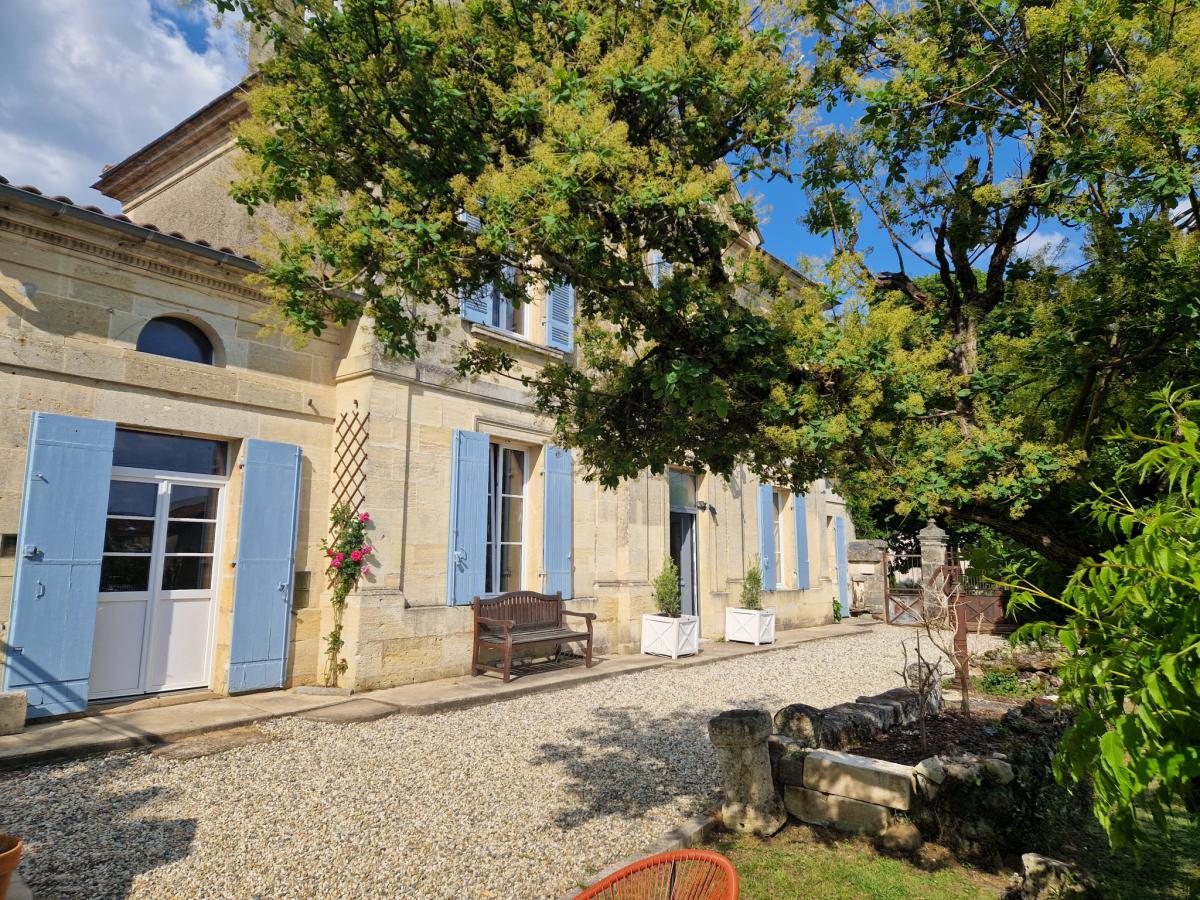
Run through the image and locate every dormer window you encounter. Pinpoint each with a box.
[136,317,215,365]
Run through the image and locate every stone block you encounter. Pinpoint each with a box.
[783,785,891,834]
[777,749,809,787]
[0,690,27,735]
[855,694,904,728]
[803,749,914,811]
[872,687,922,724]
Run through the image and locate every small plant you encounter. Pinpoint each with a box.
[653,557,682,618]
[978,669,1022,696]
[740,558,763,610]
[320,504,374,686]
[832,596,843,623]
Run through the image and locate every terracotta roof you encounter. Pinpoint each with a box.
[0,175,257,268]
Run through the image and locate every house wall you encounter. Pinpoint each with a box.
[326,330,848,689]
[0,202,341,692]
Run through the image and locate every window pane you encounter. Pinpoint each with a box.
[169,484,219,519]
[499,544,521,592]
[135,317,214,364]
[104,519,154,553]
[107,480,157,517]
[164,521,215,554]
[100,556,151,592]
[669,470,696,508]
[501,497,523,543]
[502,449,524,496]
[161,556,213,591]
[114,430,226,476]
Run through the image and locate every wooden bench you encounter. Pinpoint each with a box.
[471,590,595,682]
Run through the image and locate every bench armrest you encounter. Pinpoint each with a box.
[477,615,515,630]
[561,610,596,621]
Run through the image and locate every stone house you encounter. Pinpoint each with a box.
[0,77,854,719]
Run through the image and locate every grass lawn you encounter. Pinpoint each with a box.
[706,811,1200,900]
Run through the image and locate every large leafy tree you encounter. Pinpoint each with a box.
[774,0,1200,566]
[215,0,805,478]
[221,0,1200,569]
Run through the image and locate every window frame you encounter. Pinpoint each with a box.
[772,488,787,589]
[135,316,217,366]
[484,441,528,595]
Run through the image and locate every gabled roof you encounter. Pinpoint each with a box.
[92,77,256,204]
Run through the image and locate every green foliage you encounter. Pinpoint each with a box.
[977,670,1022,697]
[319,505,373,685]
[1011,387,1200,848]
[831,596,842,623]
[783,0,1200,567]
[740,558,763,610]
[652,557,681,618]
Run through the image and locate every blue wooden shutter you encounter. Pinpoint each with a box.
[457,212,492,324]
[460,286,493,324]
[547,282,575,351]
[794,493,810,590]
[543,445,573,598]
[756,484,776,591]
[835,515,850,617]
[228,439,302,693]
[447,429,489,605]
[2,413,115,718]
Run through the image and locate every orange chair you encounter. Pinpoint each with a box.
[574,849,739,900]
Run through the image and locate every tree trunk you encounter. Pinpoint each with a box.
[948,506,1091,569]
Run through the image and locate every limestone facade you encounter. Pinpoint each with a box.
[0,80,855,706]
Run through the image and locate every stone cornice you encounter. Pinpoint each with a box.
[0,214,262,303]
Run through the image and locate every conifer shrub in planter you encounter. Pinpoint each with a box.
[641,558,699,658]
[725,558,776,645]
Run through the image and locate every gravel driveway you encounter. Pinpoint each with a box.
[0,625,998,899]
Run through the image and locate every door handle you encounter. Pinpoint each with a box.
[35,581,45,599]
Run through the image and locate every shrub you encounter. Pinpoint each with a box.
[653,558,681,618]
[740,558,763,610]
[1011,387,1200,848]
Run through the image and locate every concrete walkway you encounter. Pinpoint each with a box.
[0,618,876,770]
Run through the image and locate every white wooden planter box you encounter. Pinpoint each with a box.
[641,614,700,659]
[725,607,776,645]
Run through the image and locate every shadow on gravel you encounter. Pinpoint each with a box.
[0,755,197,899]
[530,698,769,831]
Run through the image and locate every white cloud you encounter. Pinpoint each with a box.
[1015,229,1084,268]
[0,0,246,212]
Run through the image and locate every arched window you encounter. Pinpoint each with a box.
[136,317,215,365]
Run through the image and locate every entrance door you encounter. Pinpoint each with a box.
[669,511,698,617]
[668,469,700,619]
[90,475,223,698]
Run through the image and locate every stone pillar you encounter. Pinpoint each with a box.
[917,519,948,618]
[847,539,888,616]
[708,709,787,835]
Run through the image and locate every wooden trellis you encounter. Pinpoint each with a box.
[332,402,369,512]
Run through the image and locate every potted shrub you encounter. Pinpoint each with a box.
[641,558,700,658]
[725,558,776,645]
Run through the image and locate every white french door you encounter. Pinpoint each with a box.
[89,470,225,699]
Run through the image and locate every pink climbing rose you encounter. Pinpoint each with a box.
[331,558,343,569]
[350,550,363,562]
[360,565,369,574]
[359,512,370,523]
[362,546,372,554]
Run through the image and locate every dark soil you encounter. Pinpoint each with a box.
[848,704,1020,765]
